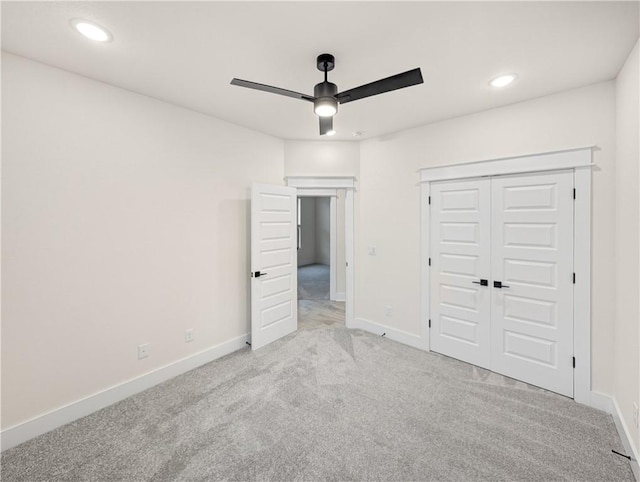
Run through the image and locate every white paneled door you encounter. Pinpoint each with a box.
[430,178,492,369]
[430,170,575,397]
[491,171,574,397]
[251,184,298,350]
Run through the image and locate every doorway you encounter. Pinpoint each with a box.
[286,176,356,327]
[297,196,331,300]
[297,196,347,302]
[296,195,346,326]
[250,177,355,350]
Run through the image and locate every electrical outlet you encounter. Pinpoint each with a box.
[368,246,377,256]
[185,329,194,343]
[633,402,638,428]
[138,343,150,360]
[385,305,392,317]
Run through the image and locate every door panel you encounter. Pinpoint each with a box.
[490,171,574,396]
[251,184,298,350]
[430,178,491,369]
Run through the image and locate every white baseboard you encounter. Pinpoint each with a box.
[588,391,614,412]
[333,292,346,302]
[352,317,426,350]
[1,333,249,452]
[586,391,639,480]
[611,396,640,480]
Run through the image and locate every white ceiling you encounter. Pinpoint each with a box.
[2,1,638,141]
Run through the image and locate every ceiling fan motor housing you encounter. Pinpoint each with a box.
[314,81,337,98]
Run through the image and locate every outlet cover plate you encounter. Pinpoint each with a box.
[138,343,150,359]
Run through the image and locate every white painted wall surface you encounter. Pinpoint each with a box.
[297,197,317,266]
[315,197,330,265]
[284,141,360,176]
[357,81,616,395]
[297,197,331,267]
[614,39,640,452]
[1,53,284,429]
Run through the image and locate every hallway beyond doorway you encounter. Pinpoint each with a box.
[298,264,329,300]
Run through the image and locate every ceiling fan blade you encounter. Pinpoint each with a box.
[335,68,423,104]
[319,116,333,136]
[230,78,315,102]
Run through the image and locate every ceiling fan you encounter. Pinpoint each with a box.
[231,54,424,136]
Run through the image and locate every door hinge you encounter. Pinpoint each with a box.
[573,356,576,368]
[573,188,576,200]
[428,319,431,328]
[428,257,431,266]
[428,196,431,205]
[573,272,576,284]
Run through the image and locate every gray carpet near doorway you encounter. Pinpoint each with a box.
[1,301,634,481]
[298,263,330,300]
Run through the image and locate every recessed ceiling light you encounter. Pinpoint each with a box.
[326,130,336,136]
[489,74,517,88]
[70,19,113,42]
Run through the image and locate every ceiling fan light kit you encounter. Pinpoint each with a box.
[231,53,423,136]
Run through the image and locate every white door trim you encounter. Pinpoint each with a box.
[330,196,337,301]
[285,176,356,328]
[420,147,593,404]
[419,147,594,183]
[573,165,591,405]
[285,176,357,189]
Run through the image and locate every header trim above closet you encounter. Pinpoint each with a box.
[419,146,593,182]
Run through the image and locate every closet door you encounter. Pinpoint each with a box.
[430,178,491,369]
[490,171,574,397]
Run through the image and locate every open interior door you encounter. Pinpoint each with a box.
[250,183,298,350]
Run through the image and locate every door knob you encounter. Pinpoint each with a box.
[493,280,510,289]
[472,279,488,286]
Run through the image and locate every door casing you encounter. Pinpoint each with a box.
[285,176,356,328]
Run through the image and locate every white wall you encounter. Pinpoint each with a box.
[614,39,640,452]
[1,53,284,429]
[357,81,616,395]
[284,141,359,177]
[315,197,330,265]
[297,197,317,266]
[297,197,331,267]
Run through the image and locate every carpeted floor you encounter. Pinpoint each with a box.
[1,301,634,481]
[298,263,330,300]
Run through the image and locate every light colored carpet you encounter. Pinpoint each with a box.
[1,301,634,481]
[298,263,329,300]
